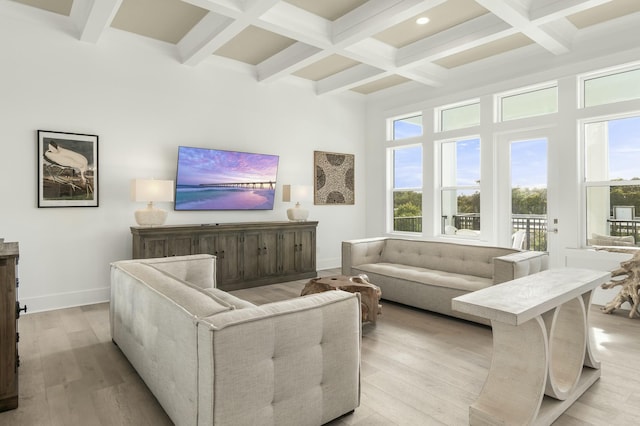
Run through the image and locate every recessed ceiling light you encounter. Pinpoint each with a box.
[416,16,430,25]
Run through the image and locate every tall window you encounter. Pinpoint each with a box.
[441,138,480,236]
[585,114,640,246]
[391,114,423,140]
[511,138,548,250]
[392,145,422,233]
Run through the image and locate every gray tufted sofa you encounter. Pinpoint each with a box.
[342,238,548,324]
[110,254,361,426]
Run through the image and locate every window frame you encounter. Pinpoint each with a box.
[438,135,481,237]
[388,112,423,141]
[581,111,640,247]
[434,99,480,133]
[578,61,640,109]
[495,81,558,123]
[388,143,423,234]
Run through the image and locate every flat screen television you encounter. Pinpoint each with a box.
[175,146,279,211]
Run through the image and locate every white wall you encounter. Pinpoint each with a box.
[0,3,367,312]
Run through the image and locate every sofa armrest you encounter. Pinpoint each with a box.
[197,291,361,426]
[493,250,549,284]
[342,237,387,275]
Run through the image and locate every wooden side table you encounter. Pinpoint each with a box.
[301,275,382,324]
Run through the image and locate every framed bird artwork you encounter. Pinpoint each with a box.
[37,130,99,207]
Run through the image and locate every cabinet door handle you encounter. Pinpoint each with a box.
[220,250,225,259]
[16,301,27,319]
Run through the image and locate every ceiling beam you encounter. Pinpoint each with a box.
[396,13,514,67]
[474,0,575,55]
[181,0,243,18]
[529,0,613,23]
[70,0,123,43]
[257,42,324,82]
[178,0,281,66]
[177,12,235,66]
[316,63,386,95]
[258,2,332,48]
[332,0,447,45]
[397,63,447,87]
[256,0,446,85]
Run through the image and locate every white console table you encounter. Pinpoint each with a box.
[452,268,610,426]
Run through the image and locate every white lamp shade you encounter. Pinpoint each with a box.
[290,185,311,203]
[131,179,174,227]
[131,179,174,202]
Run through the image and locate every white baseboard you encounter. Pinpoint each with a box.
[317,257,341,271]
[20,286,110,314]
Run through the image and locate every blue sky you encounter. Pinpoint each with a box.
[608,116,640,180]
[393,116,639,189]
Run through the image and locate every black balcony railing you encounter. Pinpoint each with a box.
[511,214,547,251]
[608,219,640,242]
[394,216,422,232]
[394,213,548,251]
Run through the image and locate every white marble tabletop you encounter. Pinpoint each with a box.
[452,268,611,325]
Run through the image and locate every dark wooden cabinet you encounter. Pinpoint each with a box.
[280,226,316,276]
[242,229,279,283]
[131,222,317,290]
[198,232,242,286]
[0,239,20,412]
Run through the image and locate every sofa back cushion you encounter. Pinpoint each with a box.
[381,239,518,279]
[135,254,216,289]
[114,262,231,318]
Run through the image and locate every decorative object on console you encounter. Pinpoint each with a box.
[37,130,98,207]
[131,179,174,226]
[314,150,354,205]
[283,184,311,221]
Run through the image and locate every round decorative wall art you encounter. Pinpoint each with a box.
[314,151,354,205]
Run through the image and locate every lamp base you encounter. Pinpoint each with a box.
[287,203,309,222]
[134,206,168,226]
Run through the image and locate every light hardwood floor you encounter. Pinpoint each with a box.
[2,269,639,425]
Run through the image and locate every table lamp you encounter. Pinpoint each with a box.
[131,179,174,226]
[283,184,311,221]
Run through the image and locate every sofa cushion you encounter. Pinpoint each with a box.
[145,265,257,310]
[203,288,257,310]
[588,233,635,246]
[381,239,516,279]
[115,263,232,318]
[356,262,492,292]
[136,254,215,289]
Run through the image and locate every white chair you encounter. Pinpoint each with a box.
[512,230,527,249]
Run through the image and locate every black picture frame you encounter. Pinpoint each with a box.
[37,130,99,207]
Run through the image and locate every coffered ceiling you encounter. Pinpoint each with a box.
[10,0,640,96]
